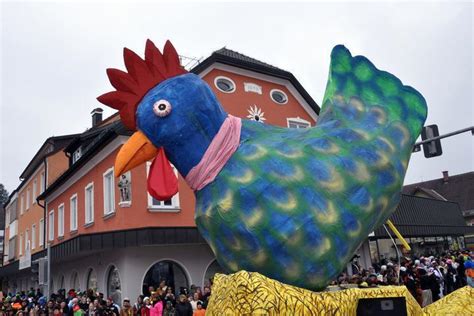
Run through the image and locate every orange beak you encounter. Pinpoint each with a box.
[115,131,158,177]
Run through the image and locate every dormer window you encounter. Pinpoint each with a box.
[72,147,82,164]
[214,76,236,93]
[287,117,311,129]
[270,89,288,104]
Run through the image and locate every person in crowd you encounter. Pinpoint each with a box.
[159,280,168,293]
[140,297,151,316]
[188,293,200,312]
[120,298,133,316]
[192,301,205,316]
[149,290,163,316]
[175,295,192,316]
[106,297,119,316]
[164,288,175,307]
[163,301,176,316]
[132,295,144,316]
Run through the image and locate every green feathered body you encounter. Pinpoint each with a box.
[195,45,427,291]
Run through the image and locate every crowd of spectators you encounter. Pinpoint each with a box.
[0,281,211,316]
[333,249,473,307]
[1,250,472,314]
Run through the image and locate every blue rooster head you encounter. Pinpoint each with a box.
[98,40,227,199]
[136,73,227,165]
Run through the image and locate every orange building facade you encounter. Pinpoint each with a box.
[2,135,78,290]
[0,48,319,299]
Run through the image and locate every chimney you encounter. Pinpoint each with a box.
[442,171,449,183]
[91,108,103,127]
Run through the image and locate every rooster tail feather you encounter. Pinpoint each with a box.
[319,45,427,145]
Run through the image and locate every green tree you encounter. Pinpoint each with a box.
[0,183,9,207]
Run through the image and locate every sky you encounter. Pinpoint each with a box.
[1,1,473,193]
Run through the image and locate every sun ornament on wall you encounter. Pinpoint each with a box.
[247,105,266,123]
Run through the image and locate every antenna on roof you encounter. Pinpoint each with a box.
[179,55,202,71]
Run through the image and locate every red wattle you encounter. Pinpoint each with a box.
[147,147,178,201]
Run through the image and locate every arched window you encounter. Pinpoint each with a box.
[70,271,79,291]
[142,260,189,296]
[59,275,65,291]
[87,268,98,291]
[107,265,122,304]
[204,260,225,287]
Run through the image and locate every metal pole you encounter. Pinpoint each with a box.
[414,126,473,146]
[46,242,51,298]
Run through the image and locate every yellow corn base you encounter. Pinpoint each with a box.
[207,271,474,316]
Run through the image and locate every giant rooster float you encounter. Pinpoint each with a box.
[98,40,427,296]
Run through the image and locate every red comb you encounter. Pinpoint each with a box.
[97,40,187,130]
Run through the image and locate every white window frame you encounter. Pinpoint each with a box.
[19,234,23,256]
[85,182,94,224]
[287,117,311,129]
[58,203,64,237]
[103,167,115,216]
[25,229,29,251]
[214,76,236,94]
[20,194,24,214]
[33,179,37,204]
[26,188,31,210]
[73,146,82,163]
[32,224,36,249]
[48,210,54,241]
[39,219,44,247]
[70,194,78,231]
[40,171,45,193]
[270,88,289,105]
[146,162,180,212]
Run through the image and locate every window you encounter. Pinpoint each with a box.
[270,89,288,104]
[33,179,37,204]
[32,224,36,249]
[107,266,122,304]
[59,275,65,291]
[40,171,45,193]
[20,194,24,214]
[25,229,29,251]
[287,117,311,129]
[39,219,44,246]
[103,168,115,216]
[204,260,225,287]
[214,76,236,93]
[87,268,98,291]
[48,210,54,241]
[70,194,78,231]
[73,147,82,164]
[19,234,23,256]
[8,236,16,260]
[146,162,180,211]
[71,271,80,291]
[58,204,64,237]
[26,189,31,210]
[142,260,189,296]
[85,183,94,224]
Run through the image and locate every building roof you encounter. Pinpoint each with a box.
[19,134,79,181]
[191,47,320,115]
[213,47,286,72]
[374,194,474,238]
[403,171,474,212]
[37,120,130,201]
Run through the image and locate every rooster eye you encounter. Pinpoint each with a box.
[153,99,172,117]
